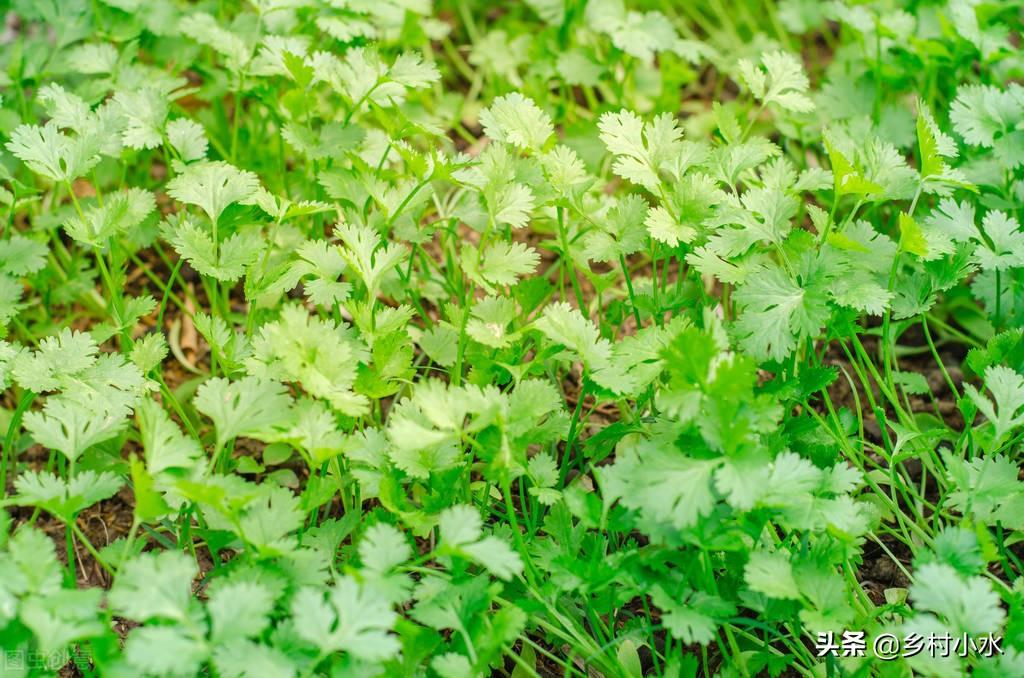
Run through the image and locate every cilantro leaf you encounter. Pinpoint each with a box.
[733,264,830,362]
[110,550,198,623]
[737,51,815,113]
[63,188,155,247]
[964,365,1024,446]
[248,304,367,417]
[480,93,553,152]
[909,562,1005,635]
[124,625,208,676]
[166,161,260,225]
[5,122,100,182]
[291,576,400,662]
[166,118,209,162]
[13,470,123,522]
[438,505,524,580]
[194,376,294,449]
[599,110,682,191]
[207,581,275,643]
[535,302,637,393]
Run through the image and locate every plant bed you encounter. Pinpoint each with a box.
[0,1,1022,676]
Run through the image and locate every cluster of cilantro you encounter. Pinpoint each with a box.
[0,0,1022,676]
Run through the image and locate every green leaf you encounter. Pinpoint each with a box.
[964,365,1024,444]
[20,588,106,655]
[130,332,169,373]
[273,399,345,465]
[165,161,260,224]
[540,145,590,195]
[129,454,170,523]
[527,452,560,505]
[825,137,883,198]
[601,439,719,530]
[431,653,474,678]
[737,51,815,113]
[599,110,683,191]
[310,47,438,110]
[23,397,132,463]
[745,549,801,599]
[291,576,400,662]
[360,523,412,574]
[646,173,721,246]
[923,527,985,576]
[212,640,295,678]
[418,325,458,367]
[207,581,275,643]
[65,41,119,72]
[0,531,61,627]
[893,371,930,395]
[13,470,122,523]
[535,302,636,393]
[472,240,539,290]
[236,485,305,556]
[975,210,1024,271]
[137,399,203,475]
[109,550,197,623]
[439,505,524,580]
[556,50,602,87]
[124,625,208,676]
[335,222,408,296]
[466,296,518,348]
[909,562,1005,635]
[582,194,649,263]
[249,303,367,416]
[917,104,950,179]
[291,239,351,307]
[167,118,209,162]
[480,93,553,152]
[192,311,252,374]
[0,235,48,276]
[734,264,830,362]
[5,122,100,182]
[0,341,19,391]
[651,588,735,645]
[166,218,263,282]
[898,212,929,257]
[943,452,1024,528]
[965,330,1024,377]
[359,523,414,603]
[950,84,1023,149]
[63,187,155,247]
[113,88,168,150]
[616,639,644,678]
[37,84,93,132]
[585,0,695,64]
[194,376,294,449]
[11,328,98,392]
[180,12,253,68]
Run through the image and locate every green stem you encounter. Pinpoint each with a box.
[994,269,1002,330]
[230,74,245,163]
[558,207,587,310]
[921,316,960,400]
[66,522,77,585]
[619,254,642,328]
[2,390,35,495]
[117,518,141,574]
[501,473,537,586]
[71,522,115,577]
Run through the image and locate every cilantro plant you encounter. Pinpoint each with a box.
[0,0,1023,676]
